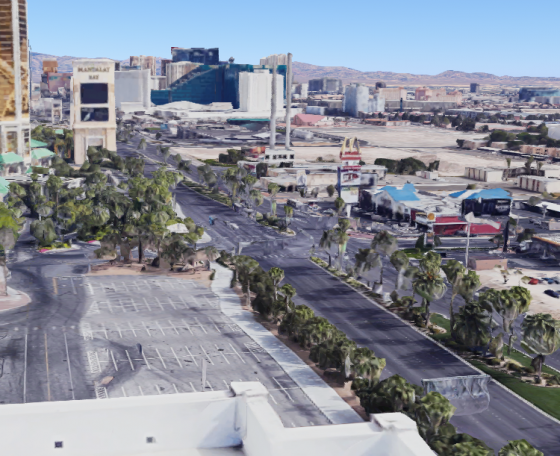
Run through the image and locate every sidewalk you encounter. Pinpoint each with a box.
[211,263,363,425]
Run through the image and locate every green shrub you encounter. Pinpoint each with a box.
[488,358,502,366]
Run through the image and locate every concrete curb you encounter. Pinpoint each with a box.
[308,259,560,427]
[210,262,363,425]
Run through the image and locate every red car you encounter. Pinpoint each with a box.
[528,278,539,285]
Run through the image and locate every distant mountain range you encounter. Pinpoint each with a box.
[30,52,560,87]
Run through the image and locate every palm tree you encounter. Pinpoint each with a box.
[442,259,466,330]
[280,304,314,338]
[53,137,65,157]
[162,147,171,165]
[279,283,296,310]
[413,251,447,326]
[268,183,280,217]
[371,231,398,286]
[452,302,492,351]
[249,189,263,219]
[137,138,147,151]
[351,347,386,386]
[334,197,345,215]
[320,230,334,267]
[268,267,285,300]
[299,317,337,349]
[355,248,382,288]
[521,313,560,382]
[234,256,260,307]
[505,157,512,169]
[389,250,410,290]
[485,287,531,357]
[499,439,543,456]
[333,227,350,270]
[415,392,456,446]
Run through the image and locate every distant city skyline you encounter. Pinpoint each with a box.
[28,0,559,78]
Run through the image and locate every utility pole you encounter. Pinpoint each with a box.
[269,56,277,150]
[285,53,292,151]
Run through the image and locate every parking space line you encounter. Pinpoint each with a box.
[63,331,75,400]
[168,298,177,310]
[229,343,246,364]
[156,298,165,311]
[127,321,138,337]
[141,321,151,337]
[141,350,152,370]
[143,297,152,312]
[182,319,193,335]
[139,386,144,396]
[115,323,123,338]
[199,345,214,365]
[155,321,165,336]
[106,300,114,314]
[102,324,109,340]
[223,380,229,389]
[209,318,220,333]
[194,317,208,334]
[155,348,167,369]
[125,350,135,370]
[189,382,197,392]
[173,384,179,393]
[215,345,230,364]
[170,347,182,368]
[168,320,179,335]
[273,378,294,402]
[121,387,127,397]
[185,346,198,366]
[179,296,189,309]
[155,385,162,395]
[206,381,214,391]
[131,299,139,312]
[110,350,118,371]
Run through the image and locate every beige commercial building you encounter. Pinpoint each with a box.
[0,0,31,173]
[70,59,116,165]
[464,166,504,182]
[518,175,560,193]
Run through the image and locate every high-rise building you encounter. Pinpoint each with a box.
[129,55,156,76]
[171,48,219,65]
[0,0,31,172]
[470,83,480,94]
[71,59,116,165]
[161,58,172,77]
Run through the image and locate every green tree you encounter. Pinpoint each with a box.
[268,267,285,300]
[355,248,382,288]
[452,302,492,351]
[389,250,410,291]
[320,230,334,267]
[415,392,456,445]
[334,197,345,215]
[371,230,398,286]
[413,251,446,326]
[521,313,560,382]
[267,183,280,217]
[499,439,543,456]
[351,347,386,386]
[442,259,466,330]
[235,256,260,307]
[326,184,336,198]
[30,218,57,247]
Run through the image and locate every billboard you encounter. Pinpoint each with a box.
[340,186,359,204]
[338,168,361,187]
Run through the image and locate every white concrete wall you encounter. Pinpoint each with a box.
[0,382,434,456]
[368,94,385,112]
[115,70,151,110]
[344,84,369,117]
[239,72,271,112]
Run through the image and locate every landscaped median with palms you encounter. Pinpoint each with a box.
[217,249,542,455]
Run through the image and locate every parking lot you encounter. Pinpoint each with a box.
[79,275,330,427]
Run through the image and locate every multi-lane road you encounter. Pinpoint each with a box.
[115,138,560,453]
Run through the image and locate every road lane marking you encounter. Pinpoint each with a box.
[44,332,52,401]
[63,331,76,400]
[229,343,246,364]
[199,345,214,365]
[69,277,77,295]
[23,333,27,403]
[52,278,58,295]
[141,350,152,370]
[173,384,179,393]
[215,345,230,364]
[273,378,294,403]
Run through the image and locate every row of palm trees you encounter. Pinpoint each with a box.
[329,228,559,385]
[227,250,542,455]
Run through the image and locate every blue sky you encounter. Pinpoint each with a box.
[28,0,559,77]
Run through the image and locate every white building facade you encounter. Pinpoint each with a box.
[115,69,151,111]
[71,59,117,165]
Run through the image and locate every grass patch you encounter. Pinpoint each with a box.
[203,159,236,167]
[402,248,426,259]
[430,313,451,332]
[504,349,559,376]
[470,359,560,421]
[181,181,232,206]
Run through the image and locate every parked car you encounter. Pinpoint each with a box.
[551,276,560,284]
[544,289,560,298]
[541,278,556,284]
[528,278,540,285]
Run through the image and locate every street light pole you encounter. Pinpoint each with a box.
[465,221,471,268]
